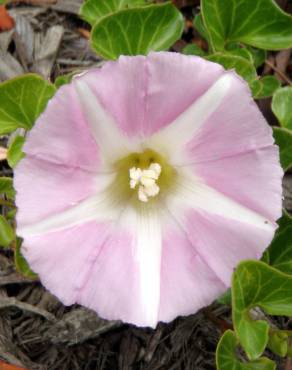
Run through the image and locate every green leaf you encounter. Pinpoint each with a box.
[0,177,15,199]
[206,53,256,83]
[193,13,209,43]
[201,0,292,51]
[7,135,25,168]
[216,330,276,370]
[250,76,281,99]
[0,215,15,248]
[272,87,292,130]
[182,43,206,57]
[15,238,37,278]
[0,74,56,135]
[80,0,148,26]
[90,3,184,59]
[263,212,292,274]
[55,72,76,88]
[268,330,288,357]
[232,260,292,360]
[217,288,231,305]
[246,47,267,68]
[273,126,292,171]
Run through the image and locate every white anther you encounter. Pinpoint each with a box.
[129,163,161,202]
[149,163,161,176]
[138,186,149,202]
[129,167,142,189]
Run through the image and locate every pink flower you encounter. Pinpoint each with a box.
[14,52,282,328]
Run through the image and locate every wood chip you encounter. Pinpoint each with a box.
[46,308,121,345]
[0,297,57,322]
[33,25,64,78]
[0,147,7,161]
[275,49,292,82]
[50,0,83,15]
[0,29,14,52]
[11,13,35,66]
[0,51,24,81]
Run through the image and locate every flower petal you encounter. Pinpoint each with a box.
[153,70,282,221]
[73,77,137,163]
[159,216,226,323]
[81,52,225,138]
[147,73,233,158]
[22,83,100,171]
[165,172,277,285]
[21,203,162,327]
[79,206,162,327]
[14,156,105,227]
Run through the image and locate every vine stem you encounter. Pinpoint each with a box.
[285,357,292,370]
[0,198,15,208]
[265,59,292,86]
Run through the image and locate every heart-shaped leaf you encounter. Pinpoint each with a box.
[0,215,15,248]
[7,135,25,168]
[250,76,281,99]
[207,53,256,83]
[15,239,37,278]
[0,74,56,135]
[201,0,292,51]
[232,260,292,360]
[0,177,15,199]
[272,86,292,130]
[263,211,292,274]
[216,330,276,370]
[273,126,292,171]
[90,3,183,59]
[80,0,148,26]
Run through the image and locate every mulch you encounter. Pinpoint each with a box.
[0,1,291,369]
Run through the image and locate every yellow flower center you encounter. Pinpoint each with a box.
[113,149,176,204]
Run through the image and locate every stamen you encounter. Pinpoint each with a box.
[129,163,161,202]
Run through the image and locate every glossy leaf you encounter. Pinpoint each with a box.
[80,0,148,26]
[0,74,56,135]
[193,13,209,43]
[217,288,231,306]
[0,215,14,247]
[55,72,76,88]
[207,53,256,83]
[183,43,206,56]
[201,0,292,51]
[273,127,292,171]
[0,177,15,199]
[272,87,292,130]
[91,3,184,59]
[250,76,281,99]
[268,330,288,357]
[7,135,25,168]
[246,47,267,68]
[216,330,276,370]
[263,212,292,274]
[232,260,292,360]
[15,239,37,278]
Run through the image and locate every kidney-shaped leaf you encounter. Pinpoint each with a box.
[80,0,147,25]
[207,53,256,83]
[232,260,292,360]
[263,211,292,275]
[250,76,281,99]
[201,0,292,51]
[272,86,292,131]
[90,3,183,59]
[0,74,56,135]
[216,330,276,370]
[0,215,15,248]
[273,126,292,171]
